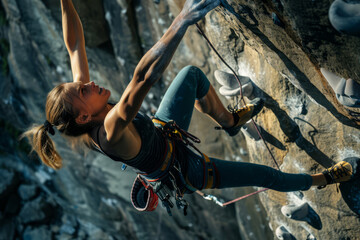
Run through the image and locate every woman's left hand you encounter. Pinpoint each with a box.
[179,0,220,26]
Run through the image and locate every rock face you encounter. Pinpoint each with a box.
[0,0,359,240]
[202,1,360,239]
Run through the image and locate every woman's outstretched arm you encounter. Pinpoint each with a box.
[61,0,89,83]
[104,0,220,142]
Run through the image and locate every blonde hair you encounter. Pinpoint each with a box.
[22,83,97,170]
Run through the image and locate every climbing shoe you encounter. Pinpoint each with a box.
[318,160,353,189]
[223,98,264,136]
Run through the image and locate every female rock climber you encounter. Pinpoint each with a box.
[24,0,355,213]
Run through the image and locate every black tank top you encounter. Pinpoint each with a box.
[95,112,170,173]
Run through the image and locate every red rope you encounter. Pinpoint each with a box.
[194,23,281,205]
[222,188,269,206]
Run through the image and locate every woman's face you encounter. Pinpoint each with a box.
[64,81,111,118]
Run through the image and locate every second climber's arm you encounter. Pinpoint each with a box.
[61,0,89,83]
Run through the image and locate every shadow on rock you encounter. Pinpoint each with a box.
[258,125,286,150]
[253,84,334,168]
[281,202,322,230]
[219,2,359,130]
[294,117,319,148]
[340,157,360,216]
[340,179,360,216]
[305,205,323,230]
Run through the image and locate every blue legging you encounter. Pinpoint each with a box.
[155,66,313,192]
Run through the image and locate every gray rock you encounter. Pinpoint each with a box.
[23,226,51,240]
[0,169,19,199]
[215,70,254,97]
[51,224,60,234]
[0,219,16,240]
[55,232,74,240]
[103,0,140,78]
[59,214,77,236]
[329,0,360,36]
[281,202,309,220]
[4,193,21,215]
[15,217,24,236]
[77,229,87,240]
[79,220,113,240]
[241,120,261,141]
[1,0,360,239]
[215,70,251,88]
[281,202,322,230]
[19,196,54,224]
[320,68,360,107]
[219,83,253,97]
[213,0,360,239]
[70,0,109,47]
[59,224,76,236]
[307,233,317,240]
[18,184,38,201]
[276,226,296,240]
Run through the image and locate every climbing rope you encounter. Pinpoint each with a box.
[194,24,279,169]
[194,22,282,206]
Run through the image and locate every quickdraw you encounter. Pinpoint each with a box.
[131,118,203,216]
[157,119,201,155]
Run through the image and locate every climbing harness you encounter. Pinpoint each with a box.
[131,118,214,216]
[92,122,189,215]
[131,21,286,212]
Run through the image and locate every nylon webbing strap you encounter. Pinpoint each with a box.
[152,118,166,127]
[203,153,214,189]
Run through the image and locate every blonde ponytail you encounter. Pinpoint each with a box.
[22,124,62,170]
[22,82,98,170]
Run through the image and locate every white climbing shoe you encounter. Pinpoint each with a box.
[275,226,296,240]
[214,70,254,98]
